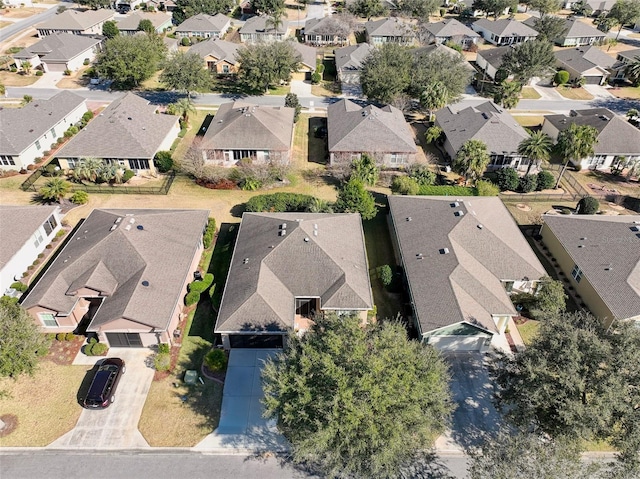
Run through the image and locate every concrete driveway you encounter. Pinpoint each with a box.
[436,352,502,453]
[48,348,154,449]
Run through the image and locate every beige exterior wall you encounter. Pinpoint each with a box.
[27,305,80,331]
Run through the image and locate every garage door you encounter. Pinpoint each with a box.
[46,62,67,72]
[584,75,603,85]
[229,334,284,348]
[106,332,143,348]
[427,335,489,352]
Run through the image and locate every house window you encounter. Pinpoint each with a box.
[232,150,256,160]
[35,140,41,151]
[571,264,583,283]
[33,230,44,248]
[129,159,149,170]
[39,313,58,328]
[43,214,58,236]
[50,127,56,138]
[0,155,15,165]
[67,158,77,168]
[389,153,406,164]
[222,64,230,73]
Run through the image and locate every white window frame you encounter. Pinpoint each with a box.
[39,313,58,327]
[571,264,583,283]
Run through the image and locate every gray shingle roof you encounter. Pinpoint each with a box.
[0,205,59,270]
[115,12,172,31]
[617,48,640,62]
[55,93,179,160]
[304,15,347,37]
[334,42,373,73]
[435,101,529,156]
[22,209,209,331]
[215,213,373,333]
[555,45,616,74]
[476,45,512,69]
[175,13,231,34]
[0,90,86,155]
[290,40,316,69]
[188,38,240,64]
[200,102,294,151]
[542,214,640,321]
[365,17,414,38]
[472,18,538,37]
[13,32,100,62]
[413,43,476,72]
[424,18,479,39]
[328,99,416,154]
[544,109,640,155]
[389,196,546,335]
[562,18,606,39]
[239,15,288,34]
[36,9,114,31]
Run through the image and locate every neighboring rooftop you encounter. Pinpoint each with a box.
[290,41,316,70]
[0,205,59,270]
[365,17,414,38]
[240,15,288,34]
[542,214,640,321]
[328,99,416,154]
[0,90,86,155]
[423,18,480,38]
[13,32,101,62]
[476,45,513,69]
[555,45,616,73]
[175,12,231,34]
[561,18,606,39]
[472,18,538,37]
[334,42,374,72]
[115,11,172,31]
[55,93,178,160]
[200,102,294,151]
[36,9,114,31]
[389,196,546,335]
[22,209,210,331]
[188,38,240,64]
[215,213,373,333]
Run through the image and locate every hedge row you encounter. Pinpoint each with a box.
[417,185,476,196]
[186,273,214,306]
[203,218,216,249]
[245,193,317,212]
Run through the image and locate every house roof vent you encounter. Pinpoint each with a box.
[243,258,249,264]
[281,223,287,229]
[406,217,412,221]
[115,217,122,223]
[124,224,131,231]
[137,225,143,230]
[304,237,310,242]
[440,248,450,254]
[454,211,464,217]
[142,281,149,287]
[110,224,117,231]
[450,202,459,207]
[477,224,483,229]
[631,226,640,232]
[279,230,286,236]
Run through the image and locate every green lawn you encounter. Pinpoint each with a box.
[556,86,594,100]
[520,87,541,99]
[515,320,539,345]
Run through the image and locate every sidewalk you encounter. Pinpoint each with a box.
[530,84,566,101]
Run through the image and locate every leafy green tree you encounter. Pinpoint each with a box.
[469,429,601,479]
[137,19,155,35]
[624,55,640,86]
[472,0,517,19]
[577,196,600,214]
[453,139,490,184]
[425,125,443,144]
[533,15,569,42]
[407,163,436,186]
[391,175,420,195]
[102,20,120,39]
[410,51,473,105]
[496,167,519,191]
[284,92,301,123]
[160,51,211,97]
[39,178,70,203]
[555,123,599,188]
[397,0,440,19]
[518,129,553,175]
[95,34,166,88]
[528,0,562,16]
[536,170,555,190]
[172,0,235,24]
[350,153,379,186]
[476,179,500,196]
[334,178,377,220]
[608,0,640,40]
[348,0,387,19]
[77,0,111,9]
[531,275,566,318]
[0,299,51,378]
[501,40,555,84]
[518,173,537,192]
[21,94,33,106]
[554,69,570,85]
[237,41,301,93]
[378,264,393,286]
[251,0,285,15]
[493,80,521,109]
[262,313,453,478]
[571,0,593,16]
[360,43,412,104]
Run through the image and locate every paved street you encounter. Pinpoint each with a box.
[0,2,59,42]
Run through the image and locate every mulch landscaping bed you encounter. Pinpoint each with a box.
[0,414,18,438]
[45,336,85,366]
[202,362,226,384]
[153,346,181,382]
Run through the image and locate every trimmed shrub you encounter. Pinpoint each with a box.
[391,175,419,195]
[27,164,36,171]
[203,218,216,249]
[154,352,171,371]
[496,167,519,191]
[158,343,170,354]
[10,281,28,292]
[407,164,436,186]
[70,191,89,205]
[154,151,173,172]
[188,273,214,294]
[378,265,393,287]
[536,170,555,190]
[35,70,43,76]
[554,70,570,85]
[577,196,599,214]
[91,342,108,355]
[476,179,500,196]
[311,72,321,84]
[518,174,537,193]
[417,185,476,196]
[65,332,75,341]
[122,169,135,183]
[245,192,317,212]
[204,348,227,372]
[185,290,200,306]
[64,69,71,76]
[56,332,66,341]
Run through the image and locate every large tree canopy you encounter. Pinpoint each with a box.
[501,40,555,84]
[0,298,51,378]
[360,43,412,104]
[532,15,568,42]
[334,177,377,219]
[410,50,474,106]
[172,0,235,24]
[160,51,211,97]
[262,313,453,478]
[236,41,300,93]
[348,0,387,19]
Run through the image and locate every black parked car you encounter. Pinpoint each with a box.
[83,358,125,409]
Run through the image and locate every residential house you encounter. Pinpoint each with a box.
[36,9,114,38]
[0,205,62,296]
[444,0,488,17]
[13,33,102,73]
[554,18,606,47]
[422,18,480,49]
[388,195,546,351]
[364,17,416,46]
[303,16,349,46]
[0,91,87,170]
[555,46,616,85]
[146,0,177,11]
[475,45,513,81]
[435,101,532,171]
[55,93,180,174]
[412,43,476,77]
[115,0,144,13]
[540,214,640,326]
[291,41,317,75]
[175,13,232,39]
[541,108,640,170]
[471,19,538,46]
[611,48,640,83]
[239,15,289,43]
[199,102,295,166]
[214,212,373,349]
[562,0,616,14]
[188,38,240,74]
[334,42,374,84]
[115,12,173,35]
[21,208,210,347]
[327,99,417,167]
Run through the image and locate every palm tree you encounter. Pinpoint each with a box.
[266,8,285,33]
[73,157,103,183]
[518,130,553,175]
[40,178,70,204]
[625,56,640,87]
[554,123,599,189]
[453,139,490,185]
[420,81,449,122]
[21,61,32,76]
[172,98,196,126]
